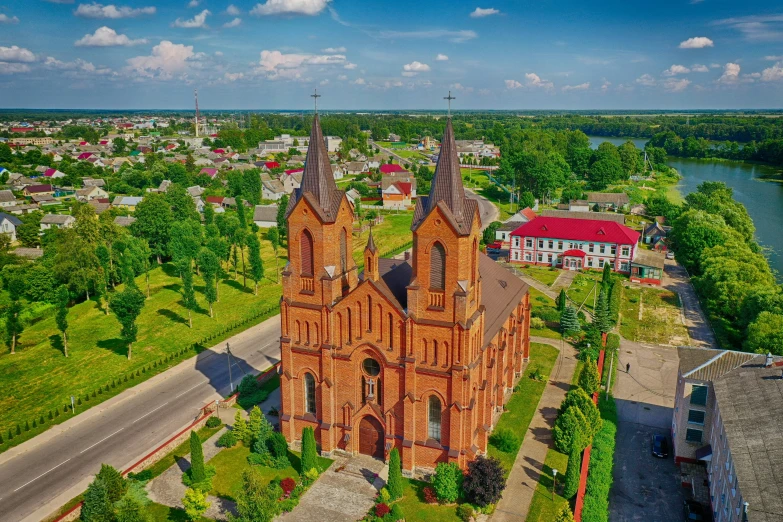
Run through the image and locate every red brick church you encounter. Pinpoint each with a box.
[278,104,531,474]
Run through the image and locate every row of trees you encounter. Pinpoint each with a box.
[648,130,783,166]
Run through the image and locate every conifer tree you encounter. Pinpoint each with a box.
[578,360,601,396]
[387,448,404,500]
[560,306,581,336]
[300,426,318,474]
[189,430,206,483]
[557,289,567,312]
[593,286,611,333]
[563,432,582,499]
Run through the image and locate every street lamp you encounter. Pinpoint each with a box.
[552,469,558,500]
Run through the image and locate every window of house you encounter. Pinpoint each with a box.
[558,241,563,250]
[428,395,442,442]
[587,258,593,267]
[363,357,381,376]
[688,409,706,425]
[538,240,544,249]
[300,230,314,276]
[620,262,629,271]
[548,240,553,249]
[430,242,446,290]
[525,238,533,248]
[537,253,543,263]
[600,245,606,254]
[686,428,703,443]
[610,246,616,255]
[691,385,708,406]
[525,253,532,261]
[304,373,316,414]
[599,259,605,268]
[588,243,594,253]
[622,246,630,256]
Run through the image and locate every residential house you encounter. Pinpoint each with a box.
[568,199,590,212]
[260,161,280,171]
[506,207,538,224]
[112,196,143,211]
[281,169,303,194]
[262,179,286,201]
[114,216,137,227]
[331,164,344,180]
[88,200,111,215]
[23,184,54,197]
[629,249,665,285]
[324,135,342,152]
[509,216,640,272]
[587,192,630,211]
[76,185,109,202]
[8,174,36,190]
[5,204,39,215]
[381,172,417,197]
[31,193,57,205]
[187,185,205,198]
[0,190,18,208]
[13,247,43,260]
[345,161,367,175]
[0,212,22,241]
[40,214,75,231]
[382,181,413,209]
[199,167,218,178]
[380,163,407,175]
[541,209,626,224]
[82,178,106,188]
[43,168,66,179]
[643,221,669,246]
[345,188,361,206]
[193,197,205,213]
[252,205,278,228]
[672,347,783,522]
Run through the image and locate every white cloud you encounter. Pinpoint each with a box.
[0,46,36,63]
[256,49,346,79]
[188,0,200,6]
[436,53,449,61]
[450,82,473,93]
[635,74,656,86]
[383,80,403,88]
[172,9,210,28]
[44,56,114,76]
[601,80,611,92]
[250,0,330,16]
[319,79,329,85]
[403,61,430,72]
[343,62,357,69]
[75,3,156,19]
[45,0,75,3]
[718,62,740,83]
[505,79,523,89]
[525,72,553,89]
[337,74,347,80]
[0,14,19,24]
[226,4,241,15]
[761,61,783,81]
[401,71,416,77]
[764,55,783,61]
[353,77,365,85]
[562,82,590,92]
[679,36,714,49]
[75,26,146,46]
[223,72,244,82]
[663,64,690,76]
[470,7,499,18]
[223,17,242,28]
[663,78,691,92]
[378,29,477,43]
[0,63,30,74]
[127,40,195,78]
[321,47,346,53]
[691,64,709,72]
[713,14,783,41]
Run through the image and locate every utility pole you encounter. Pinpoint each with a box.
[552,469,558,500]
[227,342,233,393]
[194,89,200,138]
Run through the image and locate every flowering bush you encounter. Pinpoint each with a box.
[375,503,390,517]
[280,477,296,497]
[423,485,438,504]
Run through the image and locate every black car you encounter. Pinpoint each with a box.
[683,500,705,521]
[652,434,669,458]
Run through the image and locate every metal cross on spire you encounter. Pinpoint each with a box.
[311,88,321,114]
[444,90,456,117]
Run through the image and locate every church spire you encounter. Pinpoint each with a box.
[426,109,467,224]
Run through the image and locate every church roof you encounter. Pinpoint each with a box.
[366,227,377,253]
[412,119,478,235]
[285,113,345,222]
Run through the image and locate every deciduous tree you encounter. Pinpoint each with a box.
[246,233,264,294]
[110,286,146,360]
[55,286,70,357]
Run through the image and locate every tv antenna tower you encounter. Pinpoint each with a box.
[194,89,201,138]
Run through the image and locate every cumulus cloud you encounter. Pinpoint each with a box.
[223,72,244,82]
[0,63,30,74]
[223,17,242,28]
[321,47,346,53]
[353,77,365,85]
[403,61,430,73]
[173,9,210,28]
[678,36,714,49]
[663,78,691,92]
[436,53,449,61]
[504,79,523,89]
[126,40,195,78]
[663,64,690,76]
[226,4,241,15]
[337,74,347,80]
[75,3,156,19]
[378,29,477,43]
[0,46,36,63]
[761,61,783,81]
[718,62,740,83]
[188,0,200,6]
[75,26,146,46]
[691,64,709,72]
[562,82,590,92]
[635,74,657,86]
[256,49,346,79]
[250,0,331,16]
[0,14,19,24]
[525,72,553,89]
[470,7,499,18]
[450,83,473,93]
[343,62,357,69]
[44,56,114,76]
[401,71,416,77]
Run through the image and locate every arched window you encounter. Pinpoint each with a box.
[430,242,446,290]
[472,238,478,284]
[388,312,394,349]
[300,230,314,276]
[422,339,428,363]
[347,308,353,344]
[295,320,301,344]
[304,373,316,414]
[428,395,442,441]
[305,322,310,344]
[432,340,439,365]
[340,228,348,273]
[368,295,373,332]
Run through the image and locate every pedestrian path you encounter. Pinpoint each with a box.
[551,269,576,293]
[492,337,579,522]
[508,267,593,319]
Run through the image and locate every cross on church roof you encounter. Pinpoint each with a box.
[444,90,456,117]
[311,89,321,114]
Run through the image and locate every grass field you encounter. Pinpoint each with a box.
[566,273,602,312]
[353,213,413,265]
[488,343,559,473]
[519,265,561,287]
[620,286,689,345]
[528,287,562,340]
[524,448,570,522]
[393,478,462,522]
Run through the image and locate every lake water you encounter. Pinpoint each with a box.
[588,136,783,276]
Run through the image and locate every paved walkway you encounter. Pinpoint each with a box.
[551,269,577,293]
[662,261,718,349]
[279,454,387,522]
[506,266,594,320]
[492,337,579,522]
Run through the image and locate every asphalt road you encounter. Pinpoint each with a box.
[0,315,283,522]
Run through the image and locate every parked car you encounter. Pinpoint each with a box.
[683,500,705,521]
[666,251,675,260]
[651,434,669,458]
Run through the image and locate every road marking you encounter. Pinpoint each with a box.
[80,427,124,454]
[133,401,170,423]
[174,379,208,399]
[13,458,71,492]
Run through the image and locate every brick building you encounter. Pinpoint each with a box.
[279,112,531,475]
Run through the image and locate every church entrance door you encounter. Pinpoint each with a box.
[358,416,384,458]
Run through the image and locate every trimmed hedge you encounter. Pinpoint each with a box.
[581,393,618,522]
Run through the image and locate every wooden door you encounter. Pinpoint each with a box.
[358,416,384,458]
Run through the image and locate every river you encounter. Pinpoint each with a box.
[588,136,783,276]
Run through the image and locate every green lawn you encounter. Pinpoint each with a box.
[395,149,430,162]
[146,425,224,479]
[488,343,560,473]
[566,274,601,312]
[620,286,689,345]
[353,213,413,266]
[524,449,570,522]
[392,478,462,522]
[528,287,562,340]
[520,265,561,287]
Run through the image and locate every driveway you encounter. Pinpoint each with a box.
[663,261,718,349]
[610,339,685,522]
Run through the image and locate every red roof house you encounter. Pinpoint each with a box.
[264,161,280,169]
[380,163,406,174]
[199,168,218,178]
[285,168,304,176]
[77,152,93,160]
[520,207,537,221]
[213,148,225,154]
[11,127,33,133]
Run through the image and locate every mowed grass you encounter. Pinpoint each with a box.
[525,449,570,522]
[528,287,562,340]
[620,286,689,345]
[393,478,462,522]
[352,213,413,265]
[519,265,561,287]
[488,343,559,473]
[566,273,602,312]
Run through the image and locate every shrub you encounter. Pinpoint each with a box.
[432,461,463,503]
[24,421,29,431]
[532,307,560,323]
[457,504,474,522]
[555,504,576,522]
[579,361,601,395]
[189,431,206,483]
[81,478,112,522]
[462,456,505,507]
[563,431,582,499]
[387,448,403,500]
[127,469,153,482]
[375,503,390,517]
[489,428,520,453]
[422,486,438,504]
[530,317,545,330]
[377,487,391,504]
[389,503,405,522]
[280,477,296,497]
[581,395,617,522]
[553,406,589,454]
[233,411,250,446]
[300,427,318,475]
[267,431,288,458]
[205,416,222,428]
[528,365,544,382]
[303,467,319,484]
[605,332,620,352]
[96,463,127,503]
[32,419,37,428]
[183,487,210,521]
[217,430,237,448]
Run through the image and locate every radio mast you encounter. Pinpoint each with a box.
[194,89,201,138]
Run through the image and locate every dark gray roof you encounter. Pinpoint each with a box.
[253,204,277,223]
[677,346,724,376]
[0,212,22,226]
[631,249,665,270]
[114,216,137,227]
[681,348,757,381]
[478,253,529,343]
[587,192,630,205]
[541,209,625,224]
[0,189,16,203]
[376,258,412,310]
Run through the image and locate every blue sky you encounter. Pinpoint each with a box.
[0,0,781,109]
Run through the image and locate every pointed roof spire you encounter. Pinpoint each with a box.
[365,225,377,253]
[426,117,467,223]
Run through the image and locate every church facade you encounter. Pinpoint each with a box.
[278,111,531,474]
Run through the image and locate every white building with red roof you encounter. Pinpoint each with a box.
[509,216,640,273]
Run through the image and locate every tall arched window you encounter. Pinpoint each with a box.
[472,238,478,284]
[347,308,353,344]
[432,340,439,365]
[340,228,348,273]
[368,296,373,332]
[428,395,442,442]
[300,230,314,276]
[304,373,316,414]
[388,312,394,349]
[430,242,446,290]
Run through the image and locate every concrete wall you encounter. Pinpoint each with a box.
[672,374,715,464]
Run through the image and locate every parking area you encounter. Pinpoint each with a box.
[609,339,686,522]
